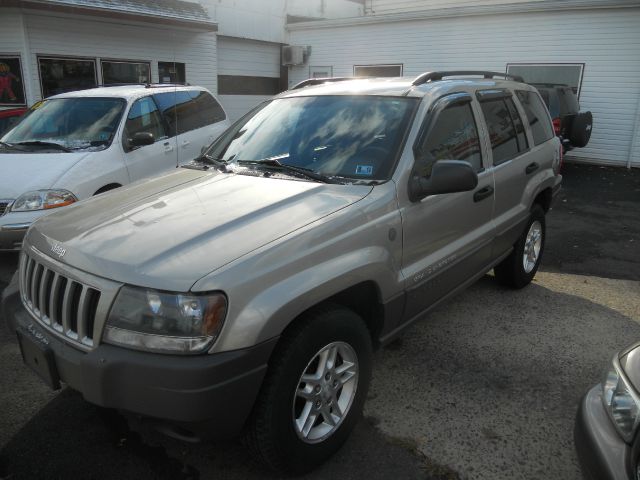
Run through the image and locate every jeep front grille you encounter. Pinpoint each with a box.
[20,251,101,348]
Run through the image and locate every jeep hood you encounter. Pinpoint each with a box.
[27,169,372,291]
[0,151,91,198]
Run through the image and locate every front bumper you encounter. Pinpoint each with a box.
[0,210,47,251]
[575,385,635,480]
[2,277,277,440]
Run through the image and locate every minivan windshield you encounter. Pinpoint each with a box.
[206,95,418,181]
[2,97,126,152]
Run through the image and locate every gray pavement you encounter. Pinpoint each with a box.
[1,162,639,479]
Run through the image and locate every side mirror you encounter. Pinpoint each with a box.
[129,132,155,148]
[409,160,478,202]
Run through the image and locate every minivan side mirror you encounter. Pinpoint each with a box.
[129,132,155,148]
[408,160,478,202]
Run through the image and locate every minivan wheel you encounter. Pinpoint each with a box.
[244,305,372,474]
[494,204,546,289]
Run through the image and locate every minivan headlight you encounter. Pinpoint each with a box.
[104,286,227,354]
[11,189,77,212]
[602,358,640,442]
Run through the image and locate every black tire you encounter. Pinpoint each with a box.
[569,111,593,148]
[494,204,546,289]
[244,304,373,474]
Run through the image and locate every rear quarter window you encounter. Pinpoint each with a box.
[515,90,555,146]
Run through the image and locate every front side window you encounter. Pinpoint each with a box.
[2,97,125,151]
[207,95,418,181]
[515,90,554,146]
[414,102,482,177]
[123,96,165,149]
[38,57,97,98]
[479,98,520,165]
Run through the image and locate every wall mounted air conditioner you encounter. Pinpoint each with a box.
[282,46,311,66]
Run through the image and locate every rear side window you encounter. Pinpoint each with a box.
[515,90,554,146]
[189,90,226,124]
[154,90,223,136]
[505,97,528,151]
[415,102,482,177]
[479,98,521,165]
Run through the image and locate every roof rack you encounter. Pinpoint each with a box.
[290,77,353,90]
[93,82,191,89]
[411,71,524,86]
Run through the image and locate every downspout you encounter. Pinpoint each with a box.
[628,89,640,169]
[19,11,35,105]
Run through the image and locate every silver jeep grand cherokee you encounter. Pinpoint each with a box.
[3,71,562,473]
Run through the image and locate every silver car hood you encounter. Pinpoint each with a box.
[27,168,372,291]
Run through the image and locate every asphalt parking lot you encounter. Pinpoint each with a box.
[1,162,639,480]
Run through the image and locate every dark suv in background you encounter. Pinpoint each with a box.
[532,83,593,154]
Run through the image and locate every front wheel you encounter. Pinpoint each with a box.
[494,204,546,289]
[244,305,373,474]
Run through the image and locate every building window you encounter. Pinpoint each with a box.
[102,60,150,85]
[158,62,186,84]
[218,75,281,95]
[38,57,97,98]
[309,66,333,79]
[353,64,403,77]
[506,63,584,96]
[0,56,26,106]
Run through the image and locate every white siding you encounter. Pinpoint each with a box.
[366,0,533,15]
[218,94,270,122]
[217,36,281,121]
[24,13,217,101]
[289,8,640,166]
[218,36,280,78]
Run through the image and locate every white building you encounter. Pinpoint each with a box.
[1,0,639,167]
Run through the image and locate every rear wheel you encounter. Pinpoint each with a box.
[494,204,546,289]
[244,305,372,474]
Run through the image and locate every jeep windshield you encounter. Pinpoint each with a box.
[205,95,418,182]
[1,97,126,152]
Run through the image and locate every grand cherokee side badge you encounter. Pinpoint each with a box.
[51,243,66,258]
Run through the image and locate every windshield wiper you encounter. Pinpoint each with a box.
[0,141,26,151]
[12,141,72,152]
[237,155,343,184]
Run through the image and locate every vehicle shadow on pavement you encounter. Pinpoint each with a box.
[365,274,640,480]
[2,274,639,480]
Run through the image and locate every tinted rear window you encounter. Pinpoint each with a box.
[515,90,555,146]
[154,90,224,136]
[479,98,521,165]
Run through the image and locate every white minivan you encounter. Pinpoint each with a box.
[0,85,229,250]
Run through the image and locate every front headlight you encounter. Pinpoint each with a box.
[104,286,227,354]
[11,189,77,212]
[602,357,640,442]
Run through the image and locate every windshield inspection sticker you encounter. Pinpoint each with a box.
[355,165,373,176]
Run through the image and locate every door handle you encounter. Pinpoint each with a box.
[163,141,174,152]
[473,185,494,202]
[525,162,539,175]
[181,140,190,148]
